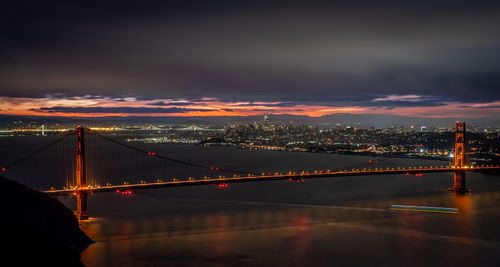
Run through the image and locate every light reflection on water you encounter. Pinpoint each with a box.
[75,188,500,266]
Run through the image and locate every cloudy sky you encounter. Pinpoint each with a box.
[1,1,499,119]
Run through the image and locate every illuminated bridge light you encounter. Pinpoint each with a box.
[121,190,133,195]
[214,183,229,188]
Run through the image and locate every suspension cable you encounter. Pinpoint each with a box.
[2,130,76,170]
[86,129,260,175]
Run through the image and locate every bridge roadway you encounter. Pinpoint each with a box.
[44,166,500,196]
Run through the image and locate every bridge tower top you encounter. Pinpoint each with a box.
[454,122,466,168]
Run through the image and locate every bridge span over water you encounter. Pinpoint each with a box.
[44,166,499,196]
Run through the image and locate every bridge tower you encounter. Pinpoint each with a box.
[76,126,88,220]
[449,122,468,192]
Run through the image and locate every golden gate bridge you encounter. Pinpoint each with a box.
[1,122,498,220]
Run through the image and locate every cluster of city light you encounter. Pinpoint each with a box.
[0,128,72,133]
[88,127,117,131]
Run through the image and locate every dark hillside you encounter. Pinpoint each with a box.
[0,176,93,266]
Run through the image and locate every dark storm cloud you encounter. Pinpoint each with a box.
[146,101,200,106]
[33,106,213,114]
[234,102,298,107]
[1,0,500,106]
[246,109,278,112]
[364,101,446,108]
[462,105,500,109]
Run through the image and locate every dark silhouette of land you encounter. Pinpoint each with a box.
[0,176,93,266]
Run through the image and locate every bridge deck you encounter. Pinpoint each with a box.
[44,166,499,196]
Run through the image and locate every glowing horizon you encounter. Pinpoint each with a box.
[1,95,499,119]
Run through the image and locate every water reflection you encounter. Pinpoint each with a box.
[288,212,310,265]
[213,215,229,256]
[75,187,500,266]
[79,190,500,239]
